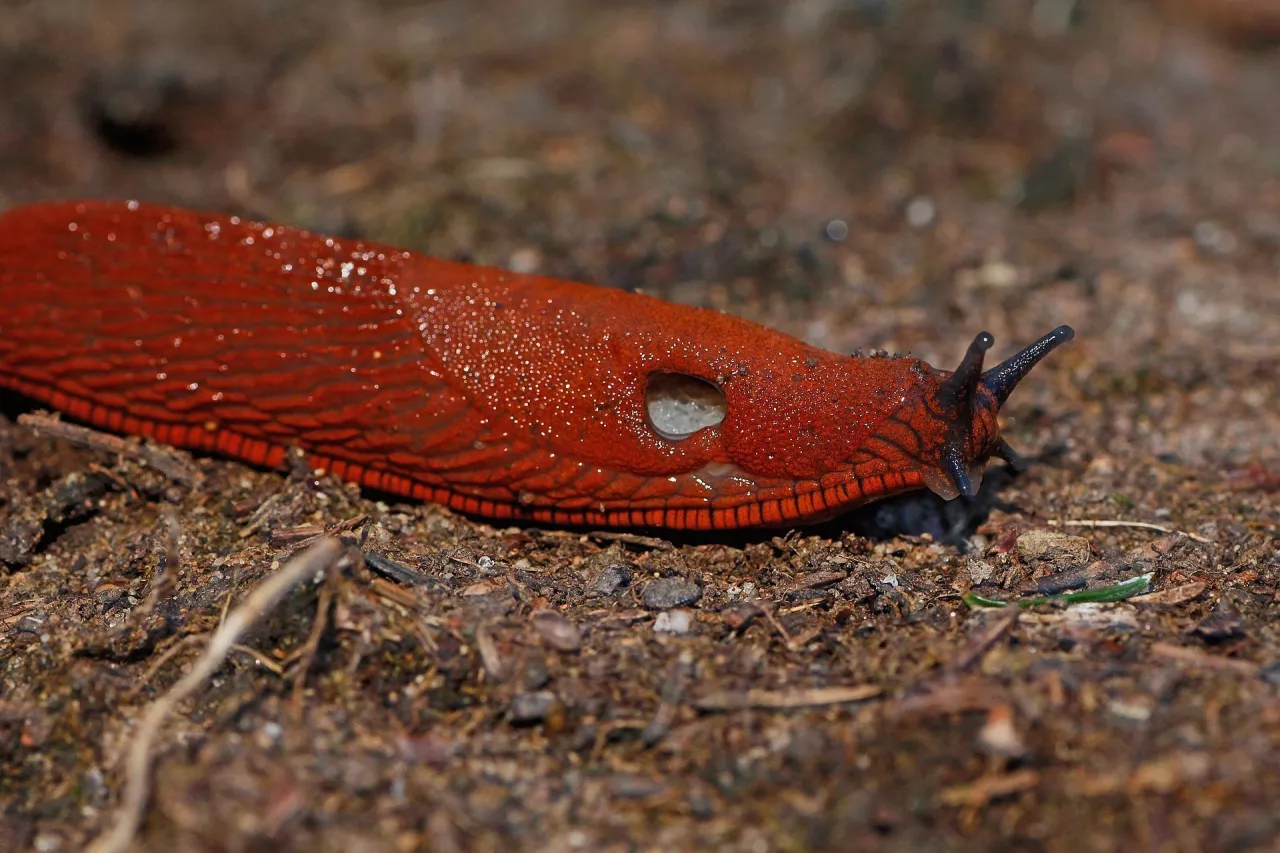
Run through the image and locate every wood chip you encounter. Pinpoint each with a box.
[947,609,1018,673]
[1130,581,1208,606]
[787,570,846,592]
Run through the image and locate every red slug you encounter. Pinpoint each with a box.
[0,200,1073,530]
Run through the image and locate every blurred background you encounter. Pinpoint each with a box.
[2,0,1278,465]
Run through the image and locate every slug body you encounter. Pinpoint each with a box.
[0,200,1073,530]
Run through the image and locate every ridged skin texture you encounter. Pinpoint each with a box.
[0,200,1003,530]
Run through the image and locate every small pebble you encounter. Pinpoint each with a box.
[608,774,665,799]
[508,245,542,273]
[977,705,1027,759]
[1192,220,1237,255]
[1259,661,1280,687]
[508,691,558,725]
[591,564,632,596]
[653,608,693,634]
[1192,606,1245,643]
[1108,693,1155,724]
[532,609,583,651]
[1016,529,1092,566]
[642,577,701,610]
[979,260,1018,289]
[520,656,551,691]
[966,558,996,585]
[905,196,935,228]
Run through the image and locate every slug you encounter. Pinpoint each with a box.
[0,200,1073,530]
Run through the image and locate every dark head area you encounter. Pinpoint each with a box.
[931,325,1075,500]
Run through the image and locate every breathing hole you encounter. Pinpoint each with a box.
[644,373,727,441]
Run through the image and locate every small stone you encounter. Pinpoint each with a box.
[1192,220,1237,255]
[979,260,1018,289]
[508,691,558,725]
[508,245,542,273]
[532,609,583,651]
[1015,529,1092,566]
[966,558,996,585]
[977,705,1026,759]
[591,564,632,596]
[1108,693,1155,724]
[720,602,761,630]
[1192,605,1245,643]
[519,656,551,691]
[642,577,701,610]
[608,774,665,799]
[653,608,693,634]
[461,580,500,596]
[904,196,935,229]
[1259,661,1280,687]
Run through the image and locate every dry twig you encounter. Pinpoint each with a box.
[1149,642,1260,676]
[938,769,1039,807]
[290,580,336,710]
[18,412,203,488]
[86,538,345,853]
[693,684,881,712]
[1048,518,1211,544]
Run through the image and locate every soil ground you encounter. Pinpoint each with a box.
[2,1,1279,851]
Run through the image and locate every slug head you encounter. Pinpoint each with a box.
[914,325,1075,501]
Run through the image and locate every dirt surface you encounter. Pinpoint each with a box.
[2,1,1279,851]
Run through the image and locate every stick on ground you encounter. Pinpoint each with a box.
[86,537,345,853]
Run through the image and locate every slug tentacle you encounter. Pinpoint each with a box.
[935,331,995,498]
[940,331,996,408]
[993,438,1027,472]
[982,325,1076,407]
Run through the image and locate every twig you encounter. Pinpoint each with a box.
[18,412,203,488]
[230,645,287,676]
[1149,642,1260,676]
[290,581,335,710]
[364,550,442,588]
[642,651,692,746]
[947,609,1019,674]
[586,530,674,551]
[474,622,506,681]
[693,684,881,712]
[1048,519,1211,544]
[238,492,282,539]
[131,507,183,622]
[1130,581,1207,606]
[938,769,1039,807]
[891,679,1010,718]
[85,538,344,853]
[125,636,201,700]
[761,605,795,649]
